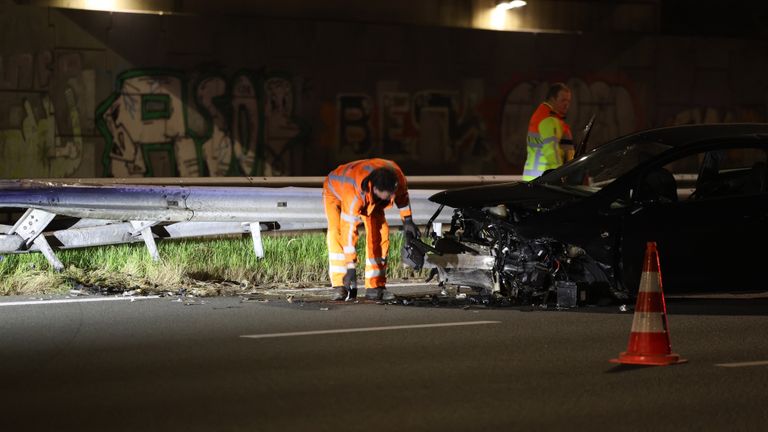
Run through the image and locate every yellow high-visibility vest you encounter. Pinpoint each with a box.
[523,103,572,181]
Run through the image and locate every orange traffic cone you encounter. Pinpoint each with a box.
[610,242,687,366]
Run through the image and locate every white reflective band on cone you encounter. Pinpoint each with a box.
[630,311,666,333]
[639,271,662,293]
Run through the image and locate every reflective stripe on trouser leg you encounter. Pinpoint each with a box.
[324,194,348,287]
[363,210,389,289]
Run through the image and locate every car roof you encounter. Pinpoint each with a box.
[614,123,768,147]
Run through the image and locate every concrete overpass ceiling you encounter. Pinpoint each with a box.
[12,1,768,39]
[13,0,664,35]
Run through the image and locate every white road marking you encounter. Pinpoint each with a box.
[0,296,161,307]
[240,320,501,339]
[715,360,768,368]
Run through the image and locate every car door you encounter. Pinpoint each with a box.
[618,143,768,294]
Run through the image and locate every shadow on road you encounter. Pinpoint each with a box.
[604,363,688,374]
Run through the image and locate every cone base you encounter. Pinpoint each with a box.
[610,352,688,366]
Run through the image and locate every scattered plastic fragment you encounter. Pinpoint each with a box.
[619,304,628,312]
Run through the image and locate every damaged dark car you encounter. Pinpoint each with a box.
[406,123,768,306]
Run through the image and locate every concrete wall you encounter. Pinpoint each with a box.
[1,1,766,178]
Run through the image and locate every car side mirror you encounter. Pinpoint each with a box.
[600,198,631,216]
[601,194,653,216]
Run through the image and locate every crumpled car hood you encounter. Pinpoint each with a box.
[429,181,579,210]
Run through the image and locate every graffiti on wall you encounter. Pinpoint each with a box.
[666,107,765,126]
[331,79,493,173]
[500,77,641,171]
[96,68,309,177]
[326,76,641,174]
[0,51,94,178]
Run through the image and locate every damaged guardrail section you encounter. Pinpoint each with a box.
[0,179,456,271]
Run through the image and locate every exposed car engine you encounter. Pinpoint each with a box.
[406,204,624,306]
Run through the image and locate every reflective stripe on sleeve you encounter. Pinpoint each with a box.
[327,181,342,201]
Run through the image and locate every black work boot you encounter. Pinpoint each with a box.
[331,286,348,301]
[364,287,395,301]
[345,288,357,301]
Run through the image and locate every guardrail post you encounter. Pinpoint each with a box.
[130,221,160,261]
[9,209,63,271]
[249,222,264,258]
[33,235,65,272]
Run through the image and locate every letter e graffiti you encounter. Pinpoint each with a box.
[337,94,372,156]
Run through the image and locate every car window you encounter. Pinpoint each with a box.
[538,140,672,194]
[663,147,768,201]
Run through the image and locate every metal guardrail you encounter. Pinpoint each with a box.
[0,176,523,271]
[23,175,523,188]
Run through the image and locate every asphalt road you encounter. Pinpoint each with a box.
[1,292,767,431]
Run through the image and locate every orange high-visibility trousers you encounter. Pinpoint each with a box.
[361,207,389,288]
[323,193,389,289]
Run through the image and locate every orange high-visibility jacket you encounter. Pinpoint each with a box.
[323,158,411,262]
[523,102,573,180]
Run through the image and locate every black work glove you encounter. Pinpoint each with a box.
[403,216,420,239]
[342,268,357,291]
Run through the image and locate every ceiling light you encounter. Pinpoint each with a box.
[495,0,527,10]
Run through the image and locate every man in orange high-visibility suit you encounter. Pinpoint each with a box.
[323,159,419,301]
[523,82,574,181]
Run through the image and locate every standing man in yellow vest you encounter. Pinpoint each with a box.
[523,83,574,181]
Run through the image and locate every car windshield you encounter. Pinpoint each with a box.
[535,139,674,194]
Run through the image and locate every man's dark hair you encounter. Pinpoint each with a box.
[364,167,398,192]
[545,82,570,101]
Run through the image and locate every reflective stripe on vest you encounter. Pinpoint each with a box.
[524,117,564,180]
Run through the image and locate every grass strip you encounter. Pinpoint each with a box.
[0,232,426,296]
